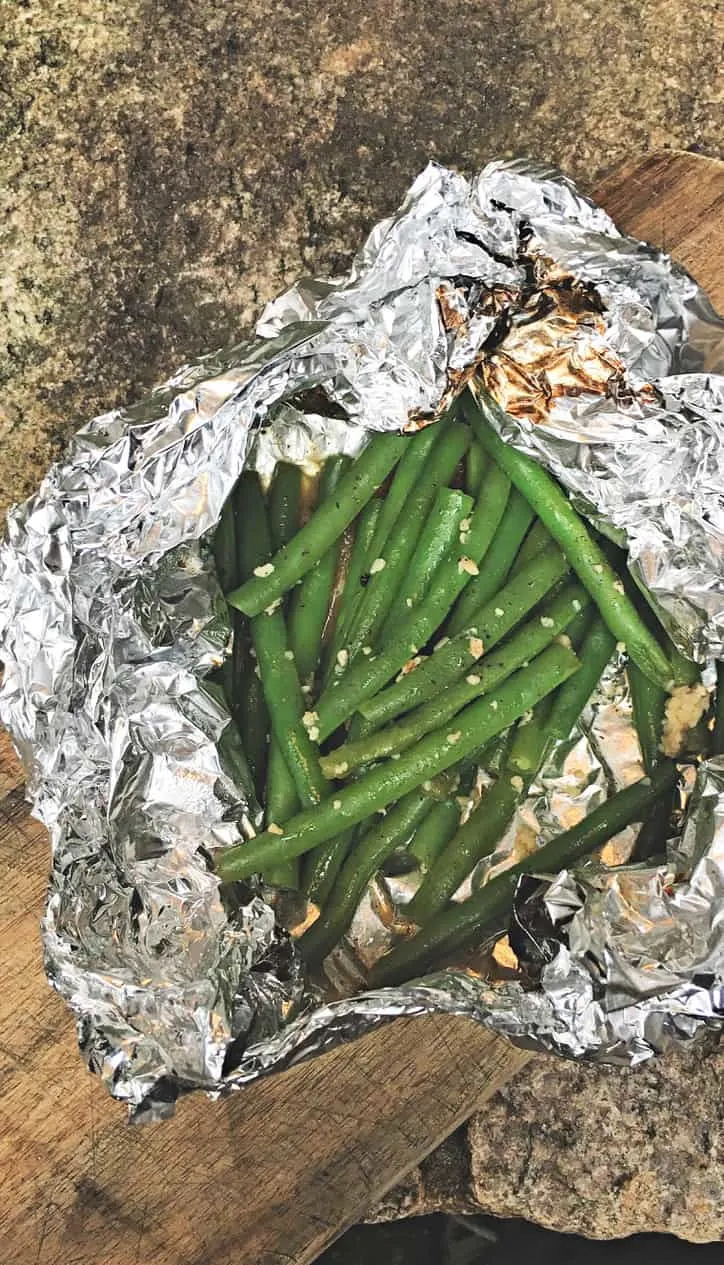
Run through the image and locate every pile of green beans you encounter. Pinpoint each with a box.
[210,388,706,988]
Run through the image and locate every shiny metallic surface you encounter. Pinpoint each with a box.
[0,160,722,1117]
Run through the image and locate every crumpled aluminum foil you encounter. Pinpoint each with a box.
[1,158,722,1120]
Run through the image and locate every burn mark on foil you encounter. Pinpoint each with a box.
[481,277,626,423]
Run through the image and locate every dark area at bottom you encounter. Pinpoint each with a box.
[319,1215,721,1264]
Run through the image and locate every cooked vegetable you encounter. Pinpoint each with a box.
[233,631,269,802]
[369,762,679,988]
[714,662,724,756]
[300,788,435,966]
[366,423,442,562]
[446,488,533,636]
[205,680,257,811]
[316,531,568,743]
[465,391,677,690]
[546,614,616,743]
[321,581,589,776]
[629,762,677,862]
[408,798,462,872]
[264,463,304,887]
[289,457,349,684]
[268,462,302,557]
[357,551,572,733]
[324,496,382,684]
[357,630,487,730]
[302,826,359,909]
[231,480,270,799]
[406,699,554,924]
[228,432,407,617]
[264,744,301,889]
[213,495,239,595]
[465,439,487,495]
[377,487,473,639]
[215,643,579,882]
[628,660,667,776]
[214,396,689,979]
[508,518,553,578]
[627,658,676,862]
[342,422,471,663]
[234,473,327,811]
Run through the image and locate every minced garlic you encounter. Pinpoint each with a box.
[661,684,709,757]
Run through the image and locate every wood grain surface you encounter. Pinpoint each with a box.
[0,151,722,1265]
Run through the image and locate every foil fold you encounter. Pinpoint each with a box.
[0,159,722,1118]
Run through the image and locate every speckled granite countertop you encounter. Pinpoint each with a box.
[1,0,721,517]
[1,0,722,1241]
[372,1042,724,1241]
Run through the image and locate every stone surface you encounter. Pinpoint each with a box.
[372,1043,724,1242]
[1,0,721,517]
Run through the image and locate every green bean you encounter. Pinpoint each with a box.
[369,762,678,987]
[315,472,540,741]
[204,680,258,813]
[288,457,349,684]
[547,614,616,744]
[303,826,359,909]
[268,462,302,553]
[256,623,327,810]
[465,440,487,495]
[407,699,554,924]
[435,734,516,825]
[213,494,239,594]
[227,432,406,617]
[361,547,572,732]
[217,722,258,813]
[474,730,513,779]
[405,580,584,742]
[509,518,553,578]
[442,452,511,569]
[264,743,301,889]
[234,644,269,802]
[324,497,382,684]
[630,763,677,862]
[446,489,533,637]
[302,710,365,904]
[628,661,666,776]
[410,739,512,874]
[300,788,434,966]
[231,480,270,799]
[466,391,677,691]
[212,657,236,714]
[215,643,579,881]
[666,641,700,689]
[408,798,461,872]
[343,423,471,662]
[466,546,570,646]
[358,633,486,730]
[597,534,700,690]
[367,423,442,561]
[263,463,304,886]
[626,633,682,864]
[714,662,724,756]
[565,605,596,651]
[322,581,589,776]
[234,473,327,810]
[301,710,371,905]
[377,487,473,640]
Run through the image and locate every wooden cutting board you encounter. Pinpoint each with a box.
[0,151,722,1265]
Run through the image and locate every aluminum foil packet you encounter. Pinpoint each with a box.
[1,159,722,1120]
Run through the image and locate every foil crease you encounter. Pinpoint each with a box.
[0,159,722,1119]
